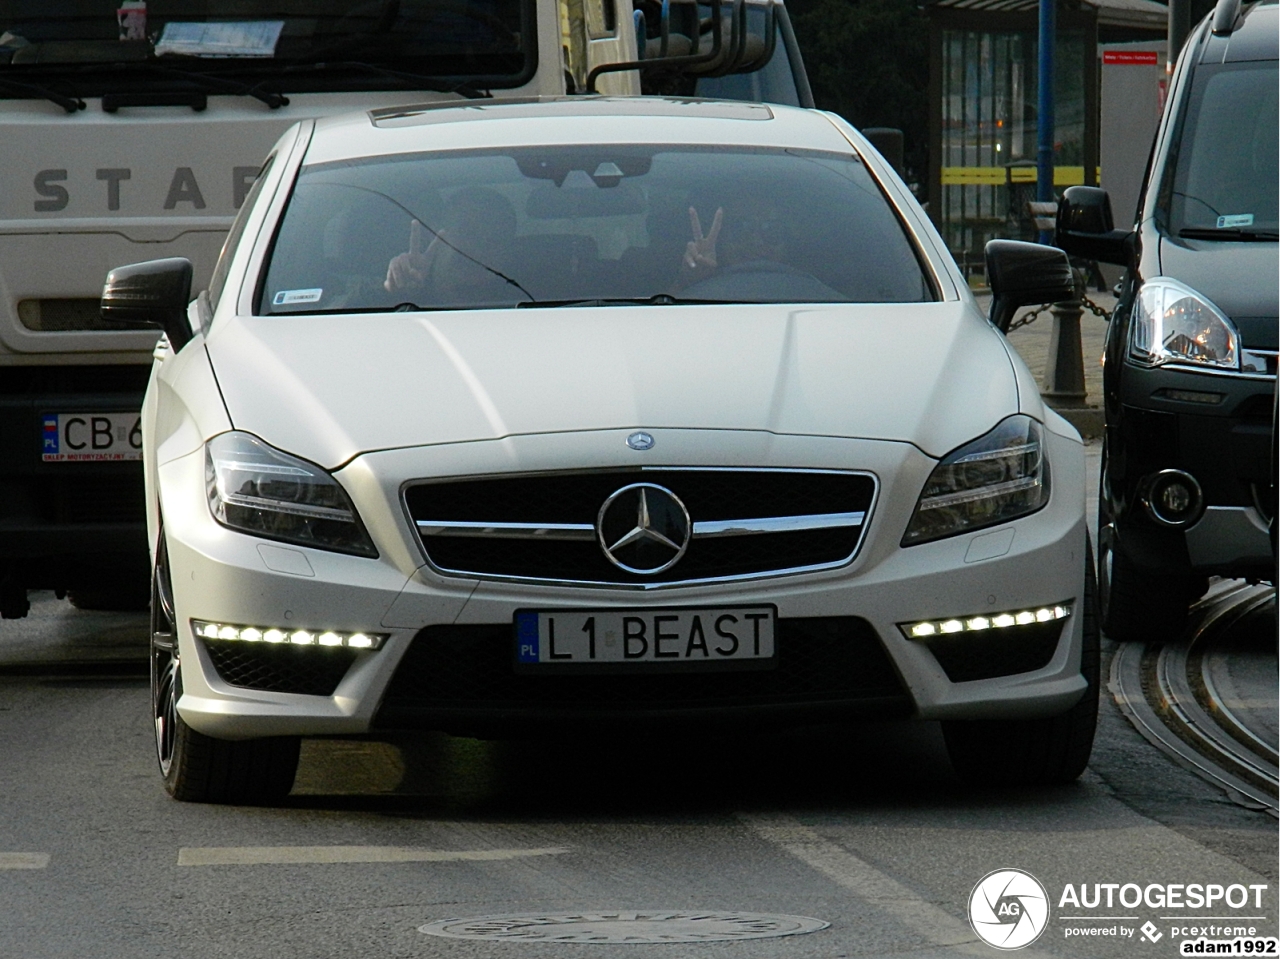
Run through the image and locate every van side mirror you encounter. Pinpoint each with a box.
[101,258,194,351]
[1054,186,1132,266]
[985,239,1074,333]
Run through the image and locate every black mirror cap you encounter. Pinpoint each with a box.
[101,257,194,350]
[1054,186,1132,265]
[984,239,1075,333]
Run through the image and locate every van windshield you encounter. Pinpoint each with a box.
[259,145,934,313]
[1164,59,1279,238]
[0,0,532,96]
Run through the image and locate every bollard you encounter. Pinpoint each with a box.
[1040,273,1088,405]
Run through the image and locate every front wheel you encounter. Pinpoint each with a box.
[151,527,300,804]
[942,542,1100,787]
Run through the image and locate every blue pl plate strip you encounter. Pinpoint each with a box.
[515,612,540,663]
[42,415,59,455]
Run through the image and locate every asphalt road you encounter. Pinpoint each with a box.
[1,447,1276,959]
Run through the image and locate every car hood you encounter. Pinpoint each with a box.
[204,303,1019,468]
[1159,236,1279,349]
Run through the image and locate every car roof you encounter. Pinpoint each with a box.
[303,97,852,166]
[1201,0,1277,64]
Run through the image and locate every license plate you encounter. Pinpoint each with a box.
[514,606,776,667]
[41,412,142,462]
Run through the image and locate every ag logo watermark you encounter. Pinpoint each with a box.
[969,868,1050,950]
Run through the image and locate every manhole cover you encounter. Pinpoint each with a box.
[419,911,829,943]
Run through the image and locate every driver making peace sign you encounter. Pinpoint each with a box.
[681,197,787,278]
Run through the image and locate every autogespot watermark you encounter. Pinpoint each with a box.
[969,868,1051,950]
[968,869,1275,951]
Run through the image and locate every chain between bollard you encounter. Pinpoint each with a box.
[1006,294,1111,333]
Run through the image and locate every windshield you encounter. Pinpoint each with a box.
[0,1,533,96]
[1162,60,1279,237]
[259,145,933,313]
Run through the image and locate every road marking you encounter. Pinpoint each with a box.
[739,813,977,947]
[177,845,570,866]
[0,853,50,869]
[740,815,1062,958]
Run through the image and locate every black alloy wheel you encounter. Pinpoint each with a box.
[149,520,301,804]
[151,529,180,778]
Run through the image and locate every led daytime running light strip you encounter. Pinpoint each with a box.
[901,602,1072,638]
[191,620,385,650]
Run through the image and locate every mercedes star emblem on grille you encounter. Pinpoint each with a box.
[596,483,691,574]
[626,431,655,451]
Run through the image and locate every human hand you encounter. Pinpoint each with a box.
[684,206,723,269]
[384,220,435,293]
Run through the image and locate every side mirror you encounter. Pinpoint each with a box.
[1054,186,1132,266]
[985,239,1074,333]
[101,257,194,351]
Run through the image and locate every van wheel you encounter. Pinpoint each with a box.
[943,542,1100,787]
[151,526,300,804]
[1097,528,1203,642]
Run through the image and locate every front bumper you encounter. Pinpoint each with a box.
[160,426,1090,740]
[1112,361,1275,577]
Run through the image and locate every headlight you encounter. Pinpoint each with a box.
[205,431,377,557]
[1129,277,1239,371]
[902,415,1049,545]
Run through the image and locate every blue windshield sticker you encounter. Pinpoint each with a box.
[1216,214,1255,229]
[272,288,323,306]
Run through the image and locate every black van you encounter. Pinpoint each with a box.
[1055,0,1276,641]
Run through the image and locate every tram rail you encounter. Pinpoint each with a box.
[1109,582,1278,815]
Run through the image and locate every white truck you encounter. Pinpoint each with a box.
[0,0,811,617]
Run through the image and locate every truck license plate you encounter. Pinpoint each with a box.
[41,412,142,462]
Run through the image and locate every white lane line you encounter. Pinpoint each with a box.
[0,853,50,869]
[739,813,977,948]
[177,845,571,867]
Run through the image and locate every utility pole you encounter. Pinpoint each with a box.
[1036,0,1055,244]
[1168,0,1192,71]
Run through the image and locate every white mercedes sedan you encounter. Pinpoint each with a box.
[102,97,1098,803]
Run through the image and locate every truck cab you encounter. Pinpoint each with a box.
[0,0,810,617]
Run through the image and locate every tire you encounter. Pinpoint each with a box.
[1097,449,1205,642]
[942,541,1100,787]
[151,527,300,804]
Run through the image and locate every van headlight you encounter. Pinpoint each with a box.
[902,415,1049,545]
[205,431,377,557]
[1129,277,1239,371]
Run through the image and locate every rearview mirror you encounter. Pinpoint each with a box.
[1054,186,1132,266]
[101,257,194,351]
[984,240,1074,333]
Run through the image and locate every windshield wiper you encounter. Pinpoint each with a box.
[515,295,736,308]
[141,63,289,109]
[0,75,84,113]
[285,61,490,99]
[1179,227,1279,242]
[283,302,523,314]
